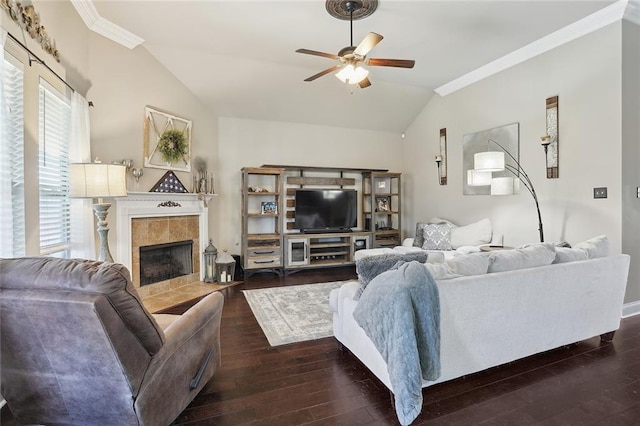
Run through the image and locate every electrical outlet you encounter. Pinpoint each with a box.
[637,187,640,198]
[594,187,608,199]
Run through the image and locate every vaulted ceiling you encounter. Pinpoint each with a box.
[77,0,634,133]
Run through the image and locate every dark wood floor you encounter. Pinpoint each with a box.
[3,266,640,425]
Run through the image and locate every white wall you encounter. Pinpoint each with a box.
[621,20,640,304]
[403,24,623,255]
[217,117,402,252]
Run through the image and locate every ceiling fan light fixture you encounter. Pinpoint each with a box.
[335,64,369,84]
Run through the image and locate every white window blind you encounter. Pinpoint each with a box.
[38,80,71,257]
[0,57,25,257]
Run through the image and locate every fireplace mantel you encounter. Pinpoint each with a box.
[114,192,215,281]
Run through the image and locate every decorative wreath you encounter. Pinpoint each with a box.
[157,129,188,163]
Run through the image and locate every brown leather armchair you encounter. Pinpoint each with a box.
[0,257,223,425]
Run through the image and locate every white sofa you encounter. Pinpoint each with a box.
[330,252,630,393]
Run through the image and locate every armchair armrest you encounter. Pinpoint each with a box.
[134,292,224,425]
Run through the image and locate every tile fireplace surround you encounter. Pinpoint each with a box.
[114,192,213,300]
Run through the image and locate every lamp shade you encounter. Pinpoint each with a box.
[467,169,492,186]
[335,64,369,85]
[70,163,128,198]
[474,151,505,172]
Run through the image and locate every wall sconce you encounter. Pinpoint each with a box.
[436,128,447,185]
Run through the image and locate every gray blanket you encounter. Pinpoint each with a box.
[353,261,440,425]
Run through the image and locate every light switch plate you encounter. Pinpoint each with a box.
[594,187,607,199]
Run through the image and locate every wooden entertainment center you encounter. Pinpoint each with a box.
[241,165,402,277]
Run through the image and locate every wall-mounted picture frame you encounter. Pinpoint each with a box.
[261,201,277,215]
[544,95,559,178]
[462,122,519,195]
[144,106,192,172]
[438,128,448,185]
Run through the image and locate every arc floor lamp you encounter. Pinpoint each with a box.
[468,139,545,243]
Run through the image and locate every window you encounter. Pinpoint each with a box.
[1,38,73,258]
[38,81,71,257]
[0,56,25,258]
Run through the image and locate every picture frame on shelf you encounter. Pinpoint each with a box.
[376,197,389,212]
[375,177,391,194]
[261,201,277,215]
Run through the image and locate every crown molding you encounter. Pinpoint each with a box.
[435,0,629,97]
[70,0,144,49]
[625,0,640,25]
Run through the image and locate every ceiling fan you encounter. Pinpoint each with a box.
[296,0,415,89]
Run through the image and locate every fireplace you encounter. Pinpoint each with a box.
[140,240,193,286]
[114,193,213,298]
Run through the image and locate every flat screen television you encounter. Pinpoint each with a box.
[294,189,357,232]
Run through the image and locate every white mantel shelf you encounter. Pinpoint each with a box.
[114,192,216,281]
[117,191,217,202]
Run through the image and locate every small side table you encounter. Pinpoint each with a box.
[479,245,514,252]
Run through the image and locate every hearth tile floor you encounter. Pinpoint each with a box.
[142,281,240,313]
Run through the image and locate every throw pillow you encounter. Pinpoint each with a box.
[413,217,456,248]
[573,235,609,259]
[421,223,453,250]
[487,243,556,273]
[553,247,589,264]
[446,252,491,276]
[449,218,492,249]
[413,222,429,248]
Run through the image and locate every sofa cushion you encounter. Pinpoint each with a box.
[355,252,429,299]
[446,252,491,276]
[0,257,165,355]
[421,223,454,250]
[425,263,461,280]
[449,218,492,249]
[573,235,609,259]
[487,243,556,273]
[553,247,589,264]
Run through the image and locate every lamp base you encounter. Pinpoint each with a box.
[93,203,114,263]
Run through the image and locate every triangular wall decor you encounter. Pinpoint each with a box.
[150,170,189,193]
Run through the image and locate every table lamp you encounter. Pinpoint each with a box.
[70,162,127,262]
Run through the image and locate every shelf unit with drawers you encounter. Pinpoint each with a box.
[362,172,402,248]
[241,167,284,277]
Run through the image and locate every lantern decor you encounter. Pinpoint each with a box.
[203,239,218,283]
[215,249,236,283]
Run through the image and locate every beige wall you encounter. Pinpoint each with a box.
[86,33,219,256]
[403,23,624,260]
[217,117,403,252]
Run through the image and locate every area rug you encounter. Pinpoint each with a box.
[243,280,356,346]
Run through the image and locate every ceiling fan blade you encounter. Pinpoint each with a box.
[367,58,415,69]
[358,77,371,89]
[304,65,342,82]
[295,48,340,60]
[354,32,383,56]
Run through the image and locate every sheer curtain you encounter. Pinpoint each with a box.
[69,91,95,259]
[0,29,12,258]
